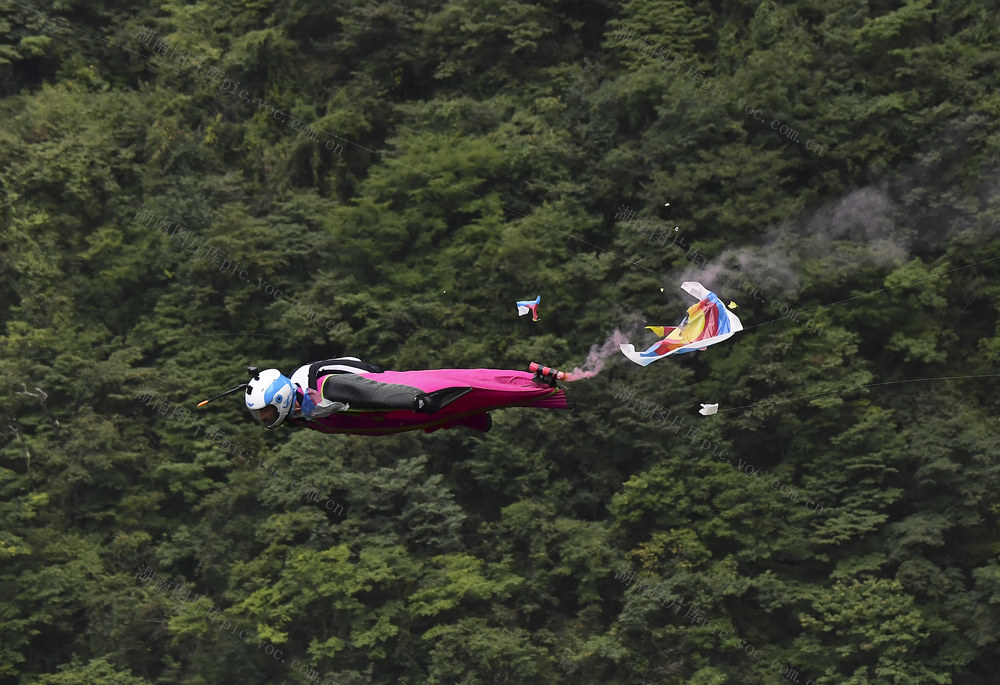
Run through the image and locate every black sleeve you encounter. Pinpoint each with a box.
[307,357,384,389]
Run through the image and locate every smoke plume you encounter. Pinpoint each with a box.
[566,329,631,381]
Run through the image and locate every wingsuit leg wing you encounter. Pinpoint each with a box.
[413,386,474,414]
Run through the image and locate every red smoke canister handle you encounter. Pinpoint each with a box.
[529,362,566,381]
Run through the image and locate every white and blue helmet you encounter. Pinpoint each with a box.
[245,368,296,428]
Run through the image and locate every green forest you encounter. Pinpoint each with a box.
[2,0,1000,682]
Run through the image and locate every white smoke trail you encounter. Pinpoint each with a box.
[565,329,631,381]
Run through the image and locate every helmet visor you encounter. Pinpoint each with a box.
[249,404,281,428]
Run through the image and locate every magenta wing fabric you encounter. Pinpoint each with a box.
[287,368,569,436]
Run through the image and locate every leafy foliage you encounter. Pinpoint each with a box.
[3,0,1000,683]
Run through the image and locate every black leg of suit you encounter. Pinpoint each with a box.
[320,374,420,410]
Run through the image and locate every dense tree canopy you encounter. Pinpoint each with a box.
[2,0,1000,683]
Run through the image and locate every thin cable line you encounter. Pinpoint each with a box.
[738,254,1000,333]
[6,1,669,278]
[718,373,1000,414]
[13,334,309,364]
[8,1,995,338]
